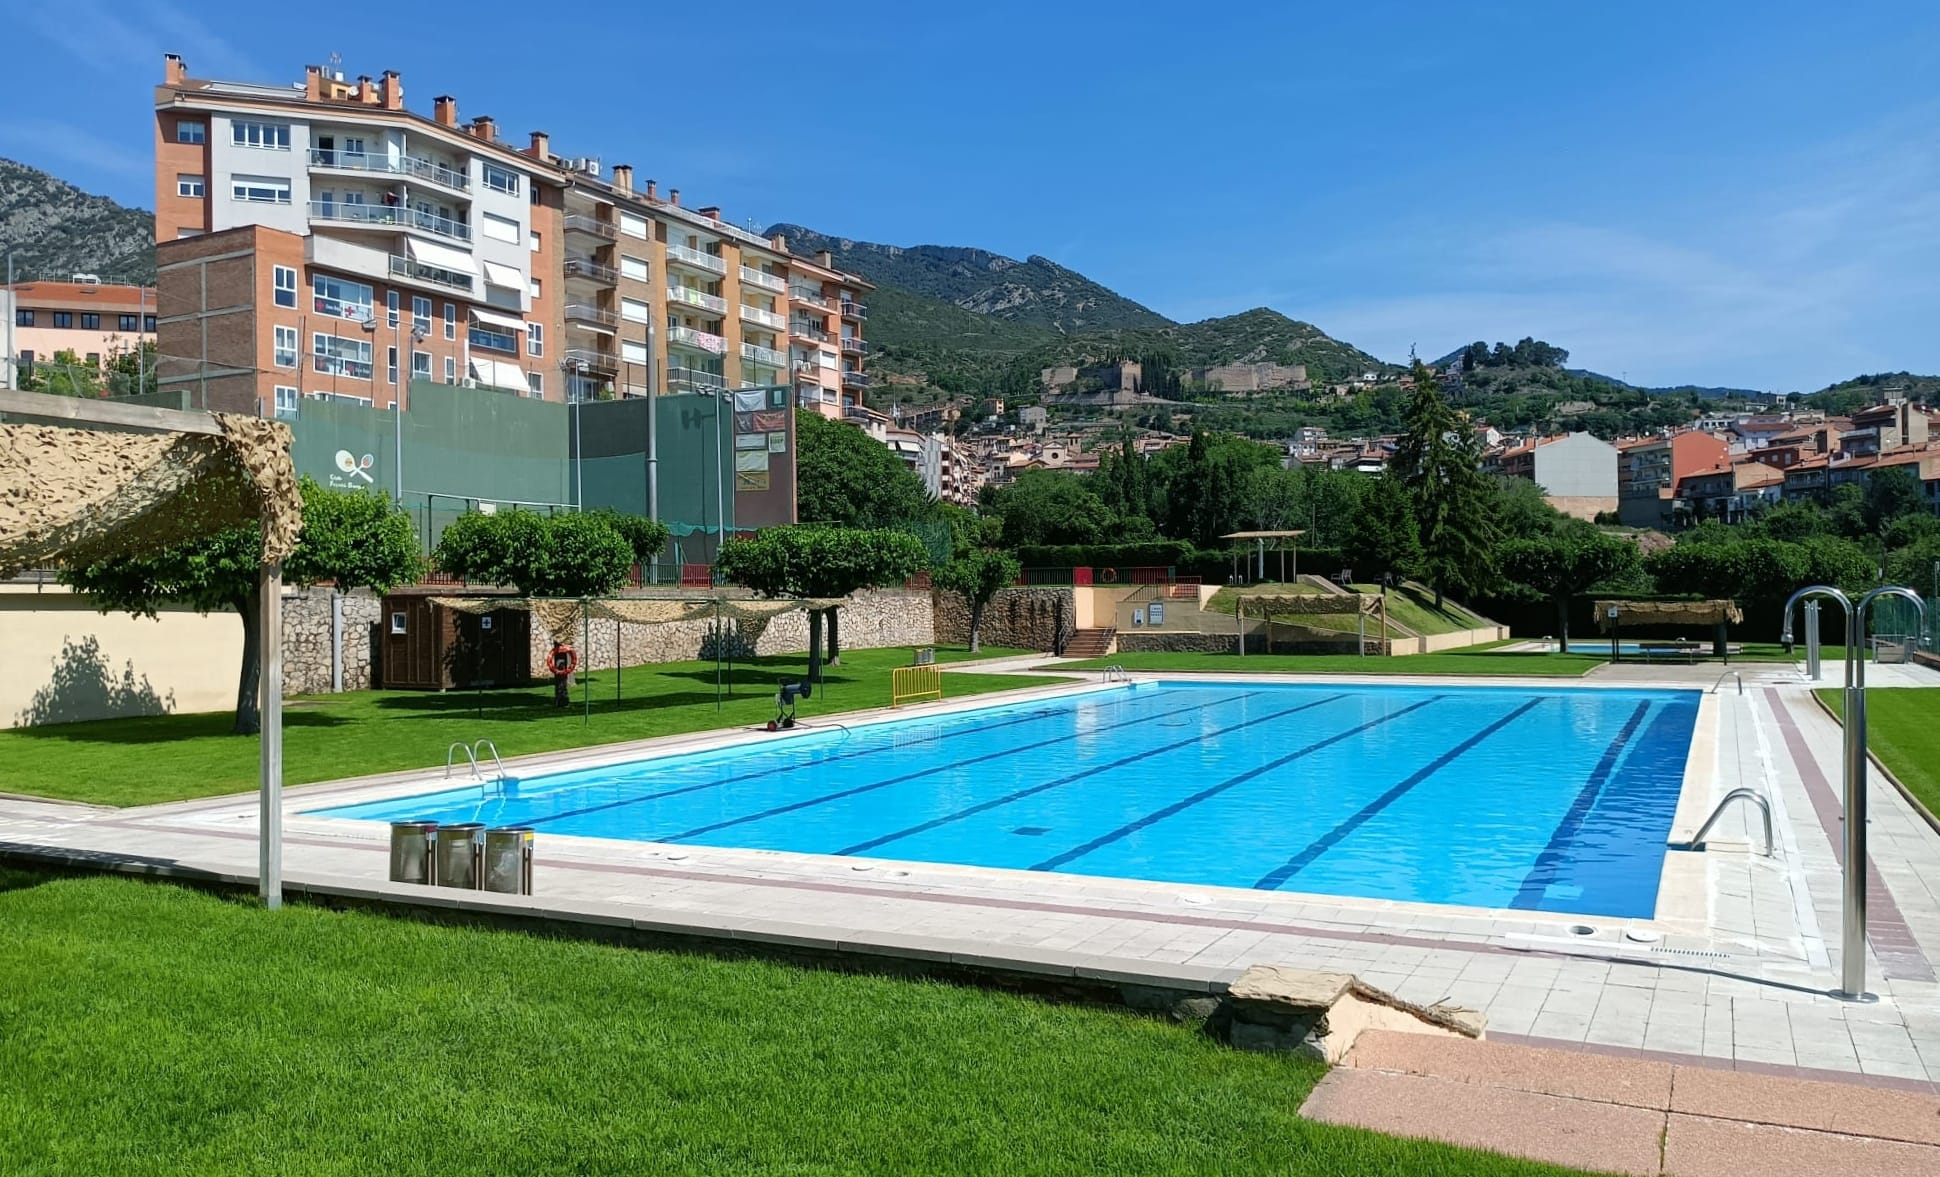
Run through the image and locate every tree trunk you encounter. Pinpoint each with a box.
[968,601,984,654]
[826,606,842,666]
[806,608,824,685]
[1556,595,1570,654]
[233,590,262,736]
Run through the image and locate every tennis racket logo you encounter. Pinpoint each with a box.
[334,450,376,484]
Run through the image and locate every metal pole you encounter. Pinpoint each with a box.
[330,589,344,693]
[259,558,284,910]
[573,398,584,512]
[1805,600,1821,681]
[715,392,728,556]
[4,251,14,391]
[1236,601,1245,658]
[582,599,590,727]
[647,323,659,521]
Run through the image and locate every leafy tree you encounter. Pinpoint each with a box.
[586,509,673,568]
[794,409,933,527]
[1345,474,1423,585]
[23,349,102,398]
[1499,525,1641,652]
[1393,361,1499,606]
[1862,467,1926,533]
[1492,475,1567,540]
[1755,502,1827,544]
[62,478,421,735]
[981,470,1115,547]
[932,548,1023,653]
[434,510,635,598]
[716,526,929,682]
[1825,484,1867,538]
[1645,539,1812,606]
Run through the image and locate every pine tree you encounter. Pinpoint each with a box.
[1392,361,1498,607]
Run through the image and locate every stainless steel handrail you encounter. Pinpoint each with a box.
[471,739,506,785]
[445,741,480,780]
[1682,787,1773,856]
[1709,670,1743,695]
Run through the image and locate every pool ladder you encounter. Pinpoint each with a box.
[1099,665,1131,683]
[1679,787,1774,856]
[446,739,507,793]
[1709,670,1744,695]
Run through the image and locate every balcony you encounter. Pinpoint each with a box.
[667,285,727,314]
[564,214,618,239]
[667,243,727,275]
[387,254,472,293]
[790,321,830,343]
[739,265,786,293]
[667,365,727,393]
[740,303,787,331]
[840,300,867,320]
[563,256,617,284]
[308,149,470,192]
[668,324,728,354]
[793,361,833,383]
[840,336,865,355]
[741,342,788,369]
[565,303,619,329]
[842,370,869,389]
[561,347,619,373]
[789,285,830,308]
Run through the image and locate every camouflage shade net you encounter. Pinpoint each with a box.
[432,595,845,644]
[0,413,301,574]
[1594,599,1744,631]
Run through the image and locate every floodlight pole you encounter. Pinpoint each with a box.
[259,554,284,910]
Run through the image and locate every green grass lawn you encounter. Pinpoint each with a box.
[1814,687,1940,817]
[1052,644,1605,677]
[0,646,1057,808]
[0,867,1580,1176]
[1203,582,1489,639]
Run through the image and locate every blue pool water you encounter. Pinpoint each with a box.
[315,683,1700,917]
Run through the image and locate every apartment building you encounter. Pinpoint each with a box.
[780,245,872,418]
[2,280,156,389]
[1615,430,1726,528]
[1487,431,1618,520]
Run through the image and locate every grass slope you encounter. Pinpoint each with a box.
[0,646,1051,808]
[1053,646,1604,677]
[1814,687,1940,817]
[1204,583,1489,638]
[0,868,1581,1176]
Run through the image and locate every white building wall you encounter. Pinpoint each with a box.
[208,113,312,237]
[1532,431,1618,500]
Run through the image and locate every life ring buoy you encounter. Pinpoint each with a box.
[1100,567,1119,583]
[550,647,578,675]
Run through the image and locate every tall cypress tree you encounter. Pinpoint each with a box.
[1393,361,1498,607]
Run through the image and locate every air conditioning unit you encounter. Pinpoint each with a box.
[71,273,100,285]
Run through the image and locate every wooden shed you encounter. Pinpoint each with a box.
[380,593,532,690]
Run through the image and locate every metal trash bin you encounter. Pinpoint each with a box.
[482,827,535,895]
[388,821,439,884]
[434,822,485,888]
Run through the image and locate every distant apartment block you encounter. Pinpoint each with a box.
[150,55,870,418]
[3,280,157,389]
[1487,431,1618,520]
[1190,362,1308,393]
[1676,460,1784,523]
[1616,430,1726,528]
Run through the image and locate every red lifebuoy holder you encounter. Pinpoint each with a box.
[550,648,578,675]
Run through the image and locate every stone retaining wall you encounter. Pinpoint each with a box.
[932,587,1071,651]
[282,588,382,695]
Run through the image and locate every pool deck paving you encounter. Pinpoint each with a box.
[4,656,1940,1174]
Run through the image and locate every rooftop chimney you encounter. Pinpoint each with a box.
[356,75,376,105]
[644,180,657,200]
[164,53,186,86]
[527,130,550,160]
[433,95,457,127]
[771,234,787,251]
[304,65,324,102]
[817,250,834,268]
[379,70,403,110]
[611,164,632,194]
[669,188,680,206]
[699,205,721,221]
[470,115,496,142]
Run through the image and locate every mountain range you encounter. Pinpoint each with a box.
[0,158,155,285]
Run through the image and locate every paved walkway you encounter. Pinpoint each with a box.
[1305,1029,1940,1175]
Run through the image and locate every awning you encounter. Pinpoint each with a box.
[403,237,477,275]
[469,357,529,392]
[481,261,524,289]
[470,307,527,335]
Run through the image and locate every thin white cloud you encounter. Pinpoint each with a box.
[0,121,149,179]
[22,1,256,78]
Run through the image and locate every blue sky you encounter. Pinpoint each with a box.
[6,0,1939,390]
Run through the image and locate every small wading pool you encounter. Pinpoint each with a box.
[315,682,1701,918]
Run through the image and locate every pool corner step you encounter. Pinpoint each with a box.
[1225,964,1485,1060]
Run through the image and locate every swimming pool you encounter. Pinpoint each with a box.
[315,683,1701,918]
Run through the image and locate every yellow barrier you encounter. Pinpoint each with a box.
[891,664,944,708]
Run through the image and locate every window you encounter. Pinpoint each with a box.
[118,314,140,332]
[273,325,298,367]
[411,296,431,334]
[52,312,72,329]
[176,120,206,144]
[412,350,431,381]
[529,230,541,253]
[231,121,290,149]
[620,212,648,239]
[313,332,373,380]
[527,372,544,398]
[85,352,100,366]
[529,278,541,300]
[176,228,202,239]
[307,391,371,407]
[482,163,520,195]
[144,314,156,332]
[620,297,649,324]
[620,254,648,282]
[480,212,520,245]
[312,274,373,321]
[387,346,398,385]
[386,290,399,328]
[469,322,517,353]
[443,302,455,340]
[79,313,100,330]
[273,386,299,420]
[176,174,205,198]
[444,355,456,384]
[622,340,649,366]
[527,322,544,357]
[231,175,291,204]
[273,265,297,308]
[12,310,31,327]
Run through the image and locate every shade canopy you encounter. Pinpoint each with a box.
[430,594,848,643]
[1594,599,1744,631]
[1222,530,1307,541]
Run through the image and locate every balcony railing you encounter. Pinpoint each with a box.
[564,213,618,239]
[790,321,830,343]
[666,243,727,275]
[842,370,869,388]
[667,285,727,314]
[840,336,865,354]
[740,303,787,330]
[741,342,788,369]
[739,265,786,292]
[313,202,472,242]
[564,303,619,328]
[793,361,833,382]
[789,285,830,308]
[563,256,617,283]
[388,254,473,293]
[667,365,728,393]
[668,324,728,354]
[308,149,470,192]
[839,300,867,320]
[561,347,619,372]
